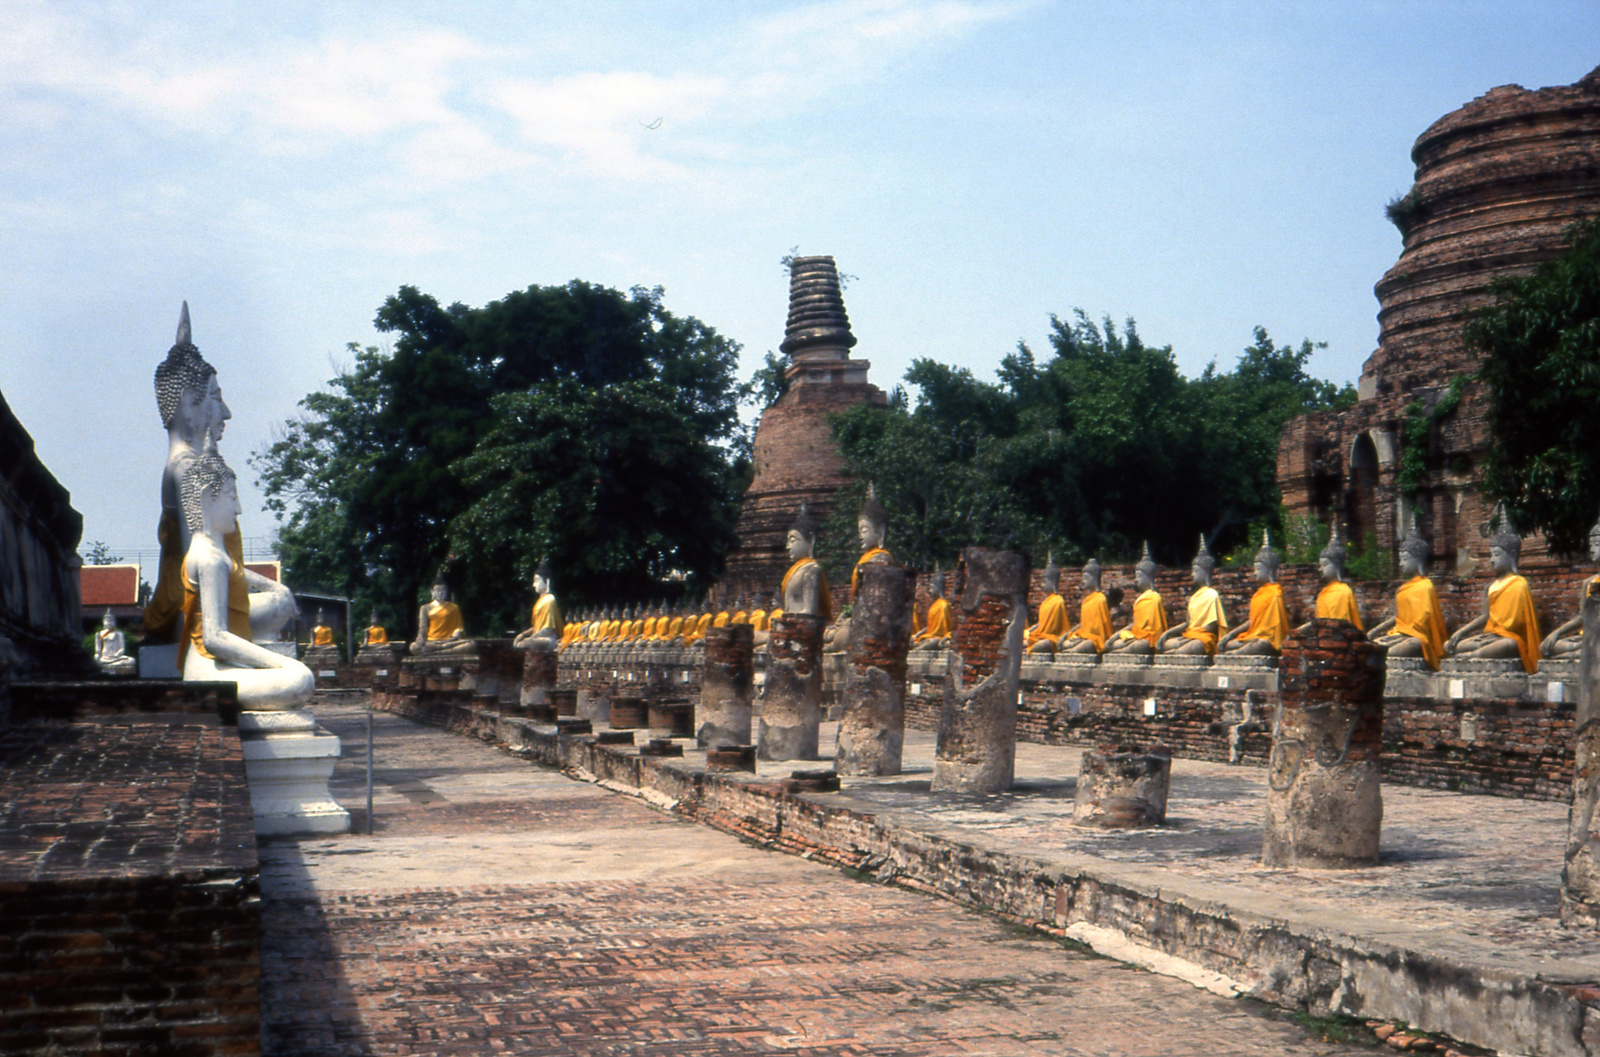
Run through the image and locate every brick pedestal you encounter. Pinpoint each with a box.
[837,562,910,776]
[699,624,754,749]
[758,614,825,761]
[521,647,557,710]
[1263,619,1386,868]
[932,548,1027,793]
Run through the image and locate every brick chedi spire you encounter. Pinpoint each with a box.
[719,255,886,604]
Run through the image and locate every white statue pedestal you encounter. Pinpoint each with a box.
[238,709,351,836]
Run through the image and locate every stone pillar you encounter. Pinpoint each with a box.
[1562,589,1600,926]
[1073,746,1171,827]
[1262,619,1386,868]
[932,548,1027,793]
[836,562,910,776]
[520,647,557,713]
[699,624,754,749]
[757,614,824,761]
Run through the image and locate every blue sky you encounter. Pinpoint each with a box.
[2,0,1597,568]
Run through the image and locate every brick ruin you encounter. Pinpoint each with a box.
[718,256,885,602]
[1278,64,1600,578]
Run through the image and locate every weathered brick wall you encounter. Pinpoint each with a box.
[0,699,261,1056]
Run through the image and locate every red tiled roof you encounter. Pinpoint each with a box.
[80,564,139,606]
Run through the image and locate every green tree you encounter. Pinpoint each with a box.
[253,281,745,633]
[81,541,122,565]
[1473,219,1600,553]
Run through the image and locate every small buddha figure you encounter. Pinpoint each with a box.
[1542,514,1600,658]
[750,592,770,632]
[713,601,732,630]
[412,574,473,654]
[363,610,389,648]
[1108,543,1167,654]
[1310,525,1363,630]
[177,451,314,710]
[1447,519,1542,673]
[732,596,751,626]
[1025,557,1069,655]
[310,610,335,649]
[513,560,561,652]
[664,603,686,643]
[910,572,953,651]
[94,610,136,674]
[1370,521,1447,669]
[781,502,833,621]
[1219,531,1290,655]
[1059,559,1115,655]
[1157,535,1227,655]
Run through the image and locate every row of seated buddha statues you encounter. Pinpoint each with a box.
[556,594,779,649]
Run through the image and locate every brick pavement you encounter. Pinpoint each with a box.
[260,702,1377,1056]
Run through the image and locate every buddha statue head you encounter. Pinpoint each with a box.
[1082,557,1102,592]
[788,501,818,562]
[1589,510,1600,564]
[1041,553,1061,594]
[1399,518,1431,578]
[316,609,327,626]
[102,609,117,632]
[1135,542,1157,592]
[533,558,553,598]
[929,569,946,600]
[1488,510,1522,575]
[179,446,239,536]
[1254,530,1280,584]
[430,575,450,605]
[1318,525,1348,584]
[858,485,887,553]
[371,607,382,627]
[1191,534,1215,587]
[154,303,230,448]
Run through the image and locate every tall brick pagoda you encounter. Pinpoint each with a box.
[720,256,887,601]
[1278,64,1600,574]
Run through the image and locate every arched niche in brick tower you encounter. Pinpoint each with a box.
[1346,433,1380,549]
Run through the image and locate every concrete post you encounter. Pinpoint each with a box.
[932,548,1027,793]
[758,614,824,761]
[1263,619,1386,868]
[836,562,910,776]
[1562,588,1600,926]
[699,624,754,749]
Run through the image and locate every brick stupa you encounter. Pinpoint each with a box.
[720,256,886,602]
[1278,64,1600,574]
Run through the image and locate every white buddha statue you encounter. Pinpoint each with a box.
[178,450,314,710]
[514,559,561,652]
[780,502,832,623]
[94,610,136,674]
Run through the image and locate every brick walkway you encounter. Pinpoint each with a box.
[259,702,1374,1055]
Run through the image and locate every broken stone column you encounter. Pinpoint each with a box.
[699,624,754,749]
[1262,619,1386,868]
[931,548,1027,793]
[836,562,911,776]
[758,614,825,760]
[1073,745,1171,827]
[520,647,557,714]
[1562,588,1600,926]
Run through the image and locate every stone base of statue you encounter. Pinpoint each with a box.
[356,643,405,665]
[96,657,138,678]
[837,563,911,776]
[758,615,824,761]
[237,710,350,836]
[700,624,754,749]
[303,646,341,673]
[1437,655,1530,700]
[1262,620,1385,869]
[521,646,557,711]
[932,549,1027,794]
[1073,747,1171,827]
[1382,654,1434,698]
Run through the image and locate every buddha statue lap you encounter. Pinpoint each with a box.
[94,610,137,675]
[1156,536,1227,655]
[910,572,952,651]
[1447,518,1542,673]
[513,560,562,653]
[1369,520,1447,669]
[1543,515,1600,658]
[412,575,474,654]
[1219,532,1290,655]
[1107,543,1166,655]
[1058,559,1115,655]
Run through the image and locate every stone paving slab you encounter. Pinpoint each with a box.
[261,702,1378,1056]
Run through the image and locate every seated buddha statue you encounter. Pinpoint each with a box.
[1157,536,1227,655]
[1219,531,1290,655]
[304,608,340,665]
[309,610,335,647]
[412,575,473,654]
[94,610,136,674]
[513,560,561,652]
[1107,543,1166,654]
[1059,559,1115,655]
[1447,520,1541,673]
[1369,521,1447,669]
[910,572,952,651]
[1024,557,1068,655]
[1311,525,1363,630]
[732,596,750,626]
[356,609,398,661]
[178,450,314,710]
[780,502,832,622]
[1542,514,1600,658]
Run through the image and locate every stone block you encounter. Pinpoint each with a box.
[758,615,824,761]
[1072,749,1171,827]
[837,562,910,777]
[933,548,1026,794]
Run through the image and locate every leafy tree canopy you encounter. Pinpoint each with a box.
[831,314,1354,572]
[253,281,747,635]
[1474,219,1600,554]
